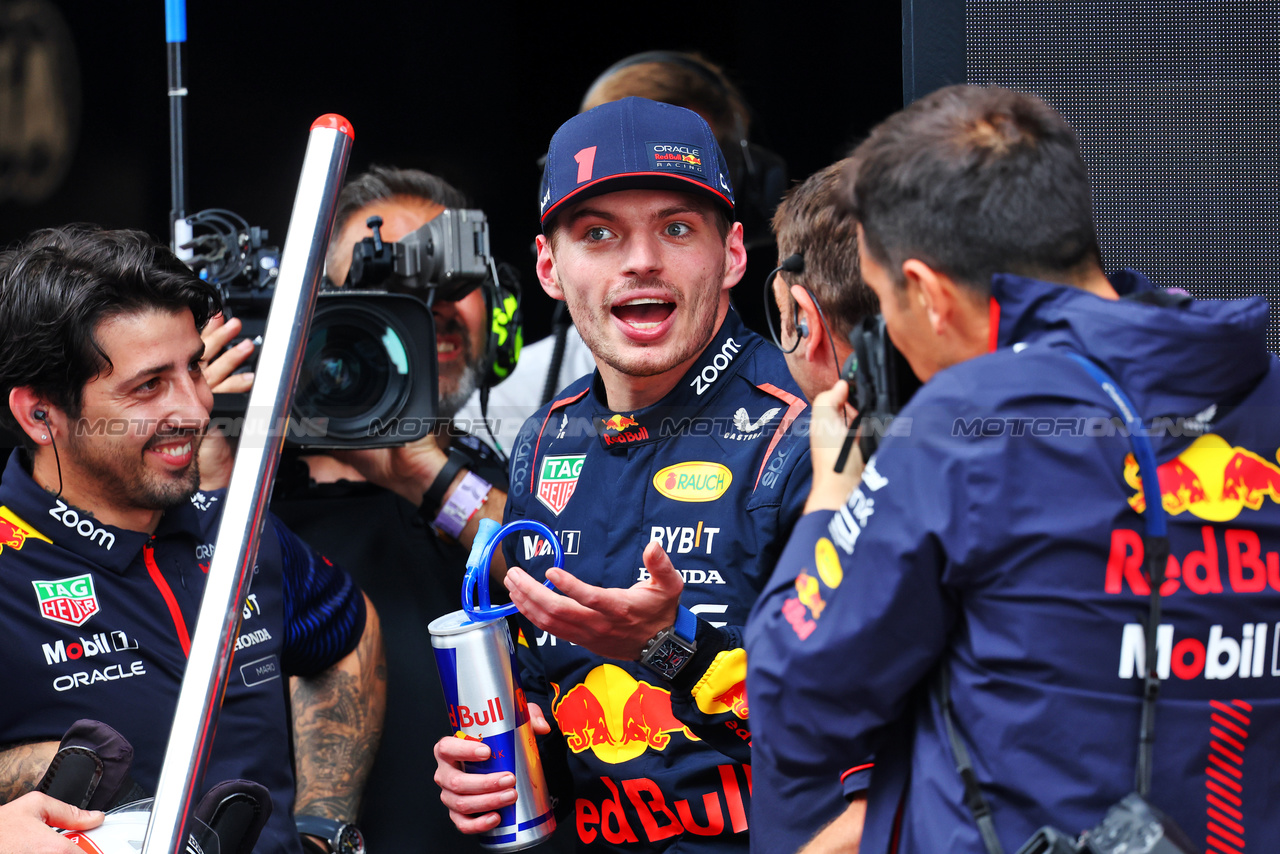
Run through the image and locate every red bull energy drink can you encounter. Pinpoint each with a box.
[429,610,556,851]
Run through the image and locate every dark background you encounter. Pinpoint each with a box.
[0,1,903,342]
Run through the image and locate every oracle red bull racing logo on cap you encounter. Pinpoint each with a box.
[652,462,731,503]
[552,664,699,764]
[0,506,51,555]
[33,573,99,627]
[537,454,585,516]
[647,142,705,177]
[1126,434,1280,521]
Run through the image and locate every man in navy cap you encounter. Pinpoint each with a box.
[432,97,813,853]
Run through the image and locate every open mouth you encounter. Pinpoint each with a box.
[612,297,675,331]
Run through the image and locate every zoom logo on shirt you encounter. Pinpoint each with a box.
[48,500,114,550]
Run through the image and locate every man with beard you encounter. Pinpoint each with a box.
[433,98,812,854]
[0,225,383,854]
[203,167,521,852]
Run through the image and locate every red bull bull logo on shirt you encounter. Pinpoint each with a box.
[0,506,51,555]
[552,664,699,764]
[1125,434,1280,521]
[600,413,649,446]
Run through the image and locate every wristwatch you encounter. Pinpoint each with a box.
[296,814,366,854]
[638,606,698,680]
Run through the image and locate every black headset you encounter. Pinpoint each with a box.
[581,50,789,250]
[482,260,523,388]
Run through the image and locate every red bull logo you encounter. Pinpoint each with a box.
[0,506,50,555]
[552,664,699,764]
[602,414,639,433]
[1126,434,1280,521]
[794,571,826,619]
[690,648,749,720]
[601,413,649,446]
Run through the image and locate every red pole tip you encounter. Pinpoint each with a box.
[310,113,354,139]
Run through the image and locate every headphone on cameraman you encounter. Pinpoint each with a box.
[582,50,789,250]
[482,260,523,388]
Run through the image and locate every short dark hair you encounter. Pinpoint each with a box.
[851,85,1101,293]
[772,158,878,339]
[326,165,468,272]
[0,224,219,436]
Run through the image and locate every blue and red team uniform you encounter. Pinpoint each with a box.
[747,271,1280,854]
[0,450,367,854]
[503,310,813,852]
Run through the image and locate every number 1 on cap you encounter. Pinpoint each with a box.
[575,146,597,183]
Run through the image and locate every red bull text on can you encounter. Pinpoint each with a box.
[429,610,556,851]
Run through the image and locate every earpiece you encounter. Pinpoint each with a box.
[795,316,810,338]
[33,408,47,422]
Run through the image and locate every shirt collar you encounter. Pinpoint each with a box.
[587,310,760,450]
[0,449,206,574]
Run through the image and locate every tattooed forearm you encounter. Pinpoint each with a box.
[291,595,386,822]
[0,741,59,803]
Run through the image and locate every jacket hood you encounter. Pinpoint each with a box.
[991,268,1271,420]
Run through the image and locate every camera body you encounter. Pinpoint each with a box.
[1016,794,1197,854]
[346,208,491,301]
[847,314,922,459]
[187,208,451,448]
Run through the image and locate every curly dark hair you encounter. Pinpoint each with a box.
[0,224,220,438]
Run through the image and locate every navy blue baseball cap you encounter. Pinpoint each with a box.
[538,96,736,229]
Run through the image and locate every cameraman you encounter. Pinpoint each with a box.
[203,166,515,853]
[746,85,1280,853]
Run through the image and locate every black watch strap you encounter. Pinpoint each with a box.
[422,448,470,514]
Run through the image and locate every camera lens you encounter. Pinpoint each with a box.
[295,302,415,440]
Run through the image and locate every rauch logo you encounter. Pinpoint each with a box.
[652,462,732,503]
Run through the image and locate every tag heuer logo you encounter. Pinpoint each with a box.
[537,454,585,516]
[33,573,99,627]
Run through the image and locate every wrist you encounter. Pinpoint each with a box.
[420,448,470,514]
[432,470,493,539]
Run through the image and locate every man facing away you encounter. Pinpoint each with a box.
[747,85,1280,854]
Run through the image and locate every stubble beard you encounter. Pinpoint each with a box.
[565,262,725,380]
[64,428,204,512]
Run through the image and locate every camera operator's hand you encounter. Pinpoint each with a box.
[331,436,508,565]
[330,433,449,510]
[504,541,682,660]
[200,313,256,393]
[198,313,257,491]
[805,379,863,514]
[434,702,551,834]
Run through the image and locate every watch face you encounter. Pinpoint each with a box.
[336,825,365,854]
[651,638,693,678]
